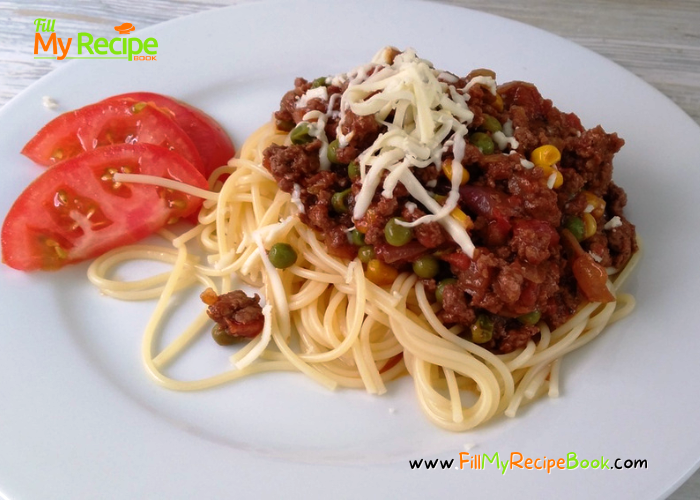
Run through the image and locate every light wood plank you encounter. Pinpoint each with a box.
[0,1,698,499]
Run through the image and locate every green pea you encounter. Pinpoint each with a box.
[471,314,494,344]
[349,229,365,246]
[327,139,341,164]
[268,243,297,269]
[384,218,413,247]
[412,256,440,279]
[564,216,585,242]
[311,77,328,88]
[357,245,375,263]
[212,324,237,346]
[348,161,360,180]
[480,114,502,133]
[331,189,351,213]
[518,310,542,326]
[435,278,458,303]
[290,123,314,145]
[470,132,495,155]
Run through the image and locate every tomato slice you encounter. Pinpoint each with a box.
[103,92,236,178]
[2,143,208,271]
[21,99,204,173]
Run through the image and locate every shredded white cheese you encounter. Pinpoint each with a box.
[302,110,331,171]
[492,130,519,151]
[604,216,622,230]
[519,157,535,169]
[464,75,497,95]
[438,72,459,83]
[333,48,481,257]
[42,96,58,109]
[296,86,329,109]
[502,119,514,137]
[291,184,305,214]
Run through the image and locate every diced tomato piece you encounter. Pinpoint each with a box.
[224,316,265,338]
[441,251,472,271]
[21,99,204,174]
[572,254,615,303]
[374,240,428,265]
[561,229,614,303]
[2,143,208,271]
[103,92,236,178]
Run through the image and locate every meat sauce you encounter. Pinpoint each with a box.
[201,288,265,344]
[262,57,637,354]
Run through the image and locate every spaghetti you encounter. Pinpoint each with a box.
[87,49,640,431]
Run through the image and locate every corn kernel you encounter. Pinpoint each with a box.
[441,159,469,185]
[450,207,474,230]
[366,259,398,286]
[531,145,561,167]
[583,191,606,219]
[492,93,504,112]
[551,171,563,189]
[582,212,597,240]
[540,164,564,189]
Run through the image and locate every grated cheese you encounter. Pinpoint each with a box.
[333,48,481,257]
[296,86,329,109]
[42,96,58,109]
[492,130,519,151]
[291,184,305,214]
[604,216,623,230]
[302,110,331,171]
[519,157,535,169]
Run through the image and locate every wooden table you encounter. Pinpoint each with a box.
[1,1,699,498]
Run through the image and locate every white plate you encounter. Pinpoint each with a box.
[1,1,699,498]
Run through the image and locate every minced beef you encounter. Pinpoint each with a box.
[261,68,637,354]
[263,141,321,192]
[201,289,265,338]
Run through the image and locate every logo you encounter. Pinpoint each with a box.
[114,23,136,35]
[33,18,157,61]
